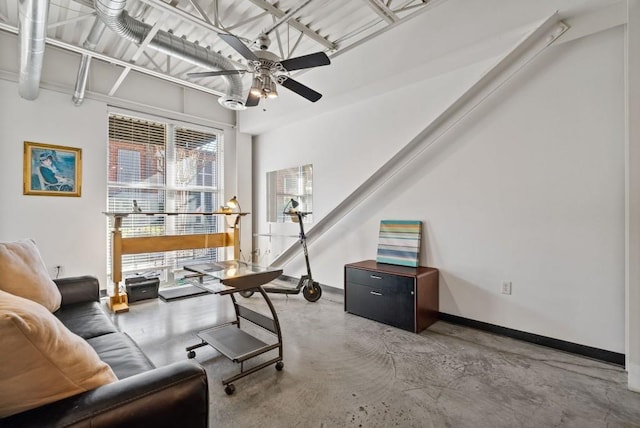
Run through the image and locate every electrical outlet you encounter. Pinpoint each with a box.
[53,265,63,278]
[501,280,512,295]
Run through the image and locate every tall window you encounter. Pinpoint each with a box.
[107,112,224,283]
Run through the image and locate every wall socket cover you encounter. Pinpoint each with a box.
[501,280,512,295]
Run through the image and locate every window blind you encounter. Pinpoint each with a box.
[107,113,223,284]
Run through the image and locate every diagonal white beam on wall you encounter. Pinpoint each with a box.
[270,13,568,269]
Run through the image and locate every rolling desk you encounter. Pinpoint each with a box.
[184,261,284,395]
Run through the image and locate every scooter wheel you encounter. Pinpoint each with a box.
[303,281,322,302]
[239,290,254,298]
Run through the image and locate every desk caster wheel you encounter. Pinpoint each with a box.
[224,384,235,395]
[275,361,284,371]
[187,350,196,359]
[239,290,254,298]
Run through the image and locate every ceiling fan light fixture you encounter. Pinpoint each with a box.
[267,78,278,98]
[250,76,262,97]
[261,74,272,95]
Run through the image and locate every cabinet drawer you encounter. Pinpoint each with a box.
[344,261,439,333]
[345,281,415,332]
[346,267,414,292]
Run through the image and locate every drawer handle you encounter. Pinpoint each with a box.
[370,275,383,280]
[370,291,382,296]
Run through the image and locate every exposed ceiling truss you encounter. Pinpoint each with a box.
[0,0,438,102]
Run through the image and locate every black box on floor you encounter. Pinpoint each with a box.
[126,278,159,302]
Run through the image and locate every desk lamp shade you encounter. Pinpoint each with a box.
[376,220,422,267]
[227,196,241,213]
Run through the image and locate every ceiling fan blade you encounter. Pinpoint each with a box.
[245,91,260,107]
[218,33,259,62]
[187,70,246,78]
[280,52,330,72]
[280,77,322,102]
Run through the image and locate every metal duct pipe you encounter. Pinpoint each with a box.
[72,19,107,106]
[72,54,92,105]
[18,0,49,100]
[95,0,245,109]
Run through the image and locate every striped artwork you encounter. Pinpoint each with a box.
[376,220,422,267]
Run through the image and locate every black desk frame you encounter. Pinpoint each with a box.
[185,265,284,395]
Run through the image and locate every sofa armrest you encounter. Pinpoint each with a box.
[0,361,209,428]
[54,276,100,306]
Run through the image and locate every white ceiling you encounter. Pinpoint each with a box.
[0,0,442,100]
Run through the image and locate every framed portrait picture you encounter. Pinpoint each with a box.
[23,141,82,197]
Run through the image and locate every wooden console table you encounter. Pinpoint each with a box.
[344,260,439,333]
[103,211,247,313]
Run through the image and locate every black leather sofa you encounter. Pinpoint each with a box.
[1,276,209,427]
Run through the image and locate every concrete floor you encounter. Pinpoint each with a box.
[110,286,640,427]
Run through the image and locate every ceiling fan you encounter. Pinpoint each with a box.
[187,32,331,107]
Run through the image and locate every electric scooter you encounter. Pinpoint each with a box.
[241,200,322,302]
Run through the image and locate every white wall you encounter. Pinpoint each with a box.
[252,19,625,354]
[0,30,243,288]
[0,79,109,280]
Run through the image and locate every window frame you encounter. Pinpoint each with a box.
[106,109,225,284]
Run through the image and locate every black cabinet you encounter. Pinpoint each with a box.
[344,260,439,333]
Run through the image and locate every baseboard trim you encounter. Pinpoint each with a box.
[438,313,625,367]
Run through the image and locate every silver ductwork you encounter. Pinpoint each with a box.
[18,0,49,100]
[72,19,107,106]
[94,0,245,110]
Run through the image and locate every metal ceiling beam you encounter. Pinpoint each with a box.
[136,0,226,34]
[262,0,314,36]
[362,0,397,24]
[288,31,304,58]
[212,0,219,27]
[330,0,445,60]
[0,23,225,97]
[108,15,167,96]
[47,12,96,29]
[142,51,164,73]
[187,0,213,25]
[245,0,336,50]
[225,10,270,32]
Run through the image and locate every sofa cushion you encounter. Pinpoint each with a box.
[0,239,61,312]
[86,332,155,379]
[55,301,118,339]
[0,290,117,418]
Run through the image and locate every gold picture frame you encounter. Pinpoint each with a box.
[23,141,82,197]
